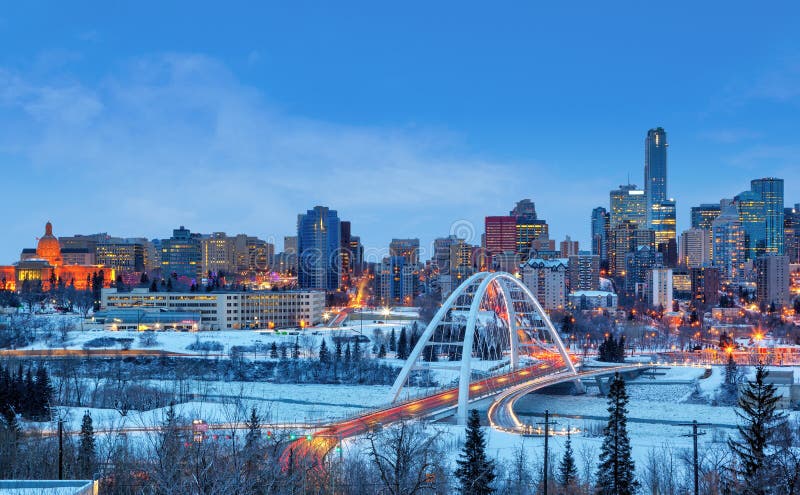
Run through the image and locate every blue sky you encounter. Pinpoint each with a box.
[1,2,799,261]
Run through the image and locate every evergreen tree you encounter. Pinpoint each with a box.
[166,278,173,292]
[149,280,158,292]
[334,339,343,362]
[377,343,387,358]
[269,342,278,359]
[292,337,300,359]
[319,339,329,364]
[353,338,362,362]
[616,335,626,362]
[596,373,637,495]
[140,272,149,285]
[34,366,52,419]
[78,410,95,478]
[389,328,397,352]
[728,363,786,494]
[455,409,496,495]
[558,429,578,491]
[245,407,261,450]
[344,342,352,364]
[410,329,419,350]
[397,328,409,360]
[280,344,288,360]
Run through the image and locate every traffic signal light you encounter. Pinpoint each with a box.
[306,434,313,441]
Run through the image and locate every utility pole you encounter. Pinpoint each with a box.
[58,418,63,480]
[535,409,557,495]
[679,420,710,495]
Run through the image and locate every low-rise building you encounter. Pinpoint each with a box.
[568,290,618,311]
[101,287,325,330]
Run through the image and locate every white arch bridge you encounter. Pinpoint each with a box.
[389,271,584,424]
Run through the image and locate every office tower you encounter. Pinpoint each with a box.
[377,256,418,306]
[734,190,767,261]
[751,178,785,255]
[608,221,655,277]
[755,255,790,307]
[484,216,518,256]
[644,127,668,223]
[690,267,720,305]
[610,184,646,227]
[522,258,568,310]
[510,199,537,219]
[568,254,600,291]
[786,205,800,263]
[433,235,459,275]
[648,268,673,310]
[651,199,677,264]
[591,207,610,261]
[691,204,722,230]
[161,226,202,281]
[349,236,364,275]
[515,218,549,259]
[95,240,146,275]
[711,204,745,282]
[625,245,662,296]
[389,238,420,265]
[297,206,341,291]
[202,233,236,276]
[678,228,708,268]
[559,236,579,257]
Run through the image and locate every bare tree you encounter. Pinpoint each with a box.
[366,421,443,495]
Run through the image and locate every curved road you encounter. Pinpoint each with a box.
[488,364,646,434]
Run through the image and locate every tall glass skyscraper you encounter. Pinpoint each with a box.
[591,206,610,261]
[297,206,341,290]
[734,190,767,261]
[750,177,784,255]
[645,127,668,224]
[610,184,646,227]
[651,200,677,264]
[712,203,746,282]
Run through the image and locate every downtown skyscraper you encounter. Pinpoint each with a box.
[751,177,785,256]
[297,206,341,291]
[644,127,668,222]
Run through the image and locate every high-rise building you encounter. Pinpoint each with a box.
[608,221,655,277]
[559,236,579,257]
[515,218,549,259]
[389,238,420,265]
[297,206,341,291]
[96,240,146,275]
[510,199,537,219]
[568,254,600,291]
[678,228,709,268]
[691,204,722,230]
[610,184,646,227]
[648,268,673,310]
[785,204,800,263]
[734,190,767,261]
[651,199,677,263]
[625,245,662,296]
[485,216,518,256]
[349,236,364,276]
[751,178,785,256]
[644,127,668,223]
[755,255,790,308]
[161,226,202,281]
[712,204,746,282]
[433,235,459,275]
[690,267,720,305]
[521,258,568,311]
[202,233,236,276]
[377,256,418,306]
[591,207,610,262]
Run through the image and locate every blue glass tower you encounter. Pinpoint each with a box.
[750,177,784,255]
[297,206,341,290]
[645,127,668,224]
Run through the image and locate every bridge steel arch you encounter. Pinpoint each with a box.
[389,271,581,424]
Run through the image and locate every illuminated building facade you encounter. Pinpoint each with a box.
[567,254,600,291]
[690,267,720,305]
[610,184,646,227]
[377,256,418,306]
[0,222,111,291]
[297,206,341,291]
[651,200,677,260]
[679,228,709,268]
[625,245,662,297]
[712,204,746,282]
[608,221,655,277]
[751,177,785,256]
[648,268,673,310]
[734,190,767,261]
[515,218,549,259]
[786,205,800,263]
[691,203,721,262]
[101,287,324,330]
[389,238,421,265]
[591,207,610,262]
[484,216,517,257]
[96,241,145,274]
[644,127,668,224]
[161,226,202,281]
[521,258,568,311]
[755,255,790,308]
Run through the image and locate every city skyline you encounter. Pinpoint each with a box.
[1,3,799,261]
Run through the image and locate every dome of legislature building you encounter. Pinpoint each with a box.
[36,221,62,266]
[0,221,112,292]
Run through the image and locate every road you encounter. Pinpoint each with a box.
[279,355,571,469]
[487,364,646,434]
